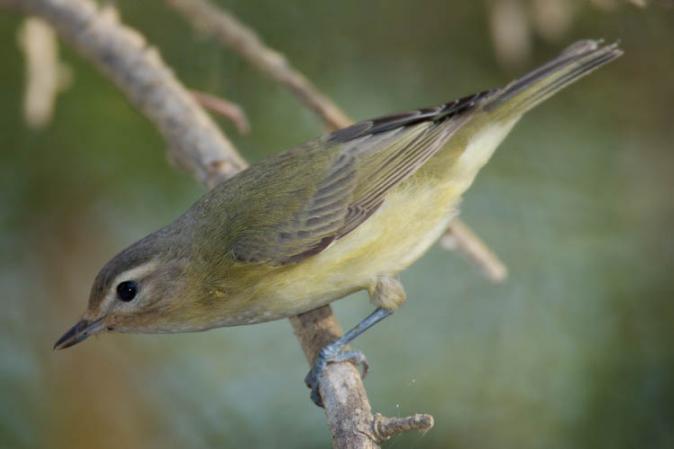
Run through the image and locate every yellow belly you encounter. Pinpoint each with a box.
[277,180,459,302]
[247,116,520,320]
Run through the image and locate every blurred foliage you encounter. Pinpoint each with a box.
[1,1,673,448]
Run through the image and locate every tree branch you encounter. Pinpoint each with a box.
[165,0,508,283]
[290,308,434,447]
[9,0,247,188]
[4,1,433,448]
[165,0,351,132]
[290,307,377,448]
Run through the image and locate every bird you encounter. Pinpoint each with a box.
[54,40,622,406]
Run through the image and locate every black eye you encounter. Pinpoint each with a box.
[116,280,138,302]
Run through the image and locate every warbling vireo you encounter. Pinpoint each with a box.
[55,40,622,405]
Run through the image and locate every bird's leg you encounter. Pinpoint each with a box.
[304,307,392,406]
[305,275,406,407]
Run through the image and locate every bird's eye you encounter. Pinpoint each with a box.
[116,280,138,302]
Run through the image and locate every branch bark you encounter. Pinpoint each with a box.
[165,0,507,283]
[4,0,433,448]
[290,308,434,447]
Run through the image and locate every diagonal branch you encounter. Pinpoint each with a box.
[9,0,247,188]
[165,0,350,132]
[165,0,508,283]
[440,219,508,282]
[3,1,433,448]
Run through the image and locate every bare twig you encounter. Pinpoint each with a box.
[165,0,350,132]
[191,89,250,134]
[17,17,71,128]
[166,0,508,284]
[440,219,507,282]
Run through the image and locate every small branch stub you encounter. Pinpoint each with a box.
[191,89,250,135]
[372,413,434,442]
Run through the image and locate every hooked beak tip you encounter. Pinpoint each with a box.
[53,338,77,351]
[53,318,105,350]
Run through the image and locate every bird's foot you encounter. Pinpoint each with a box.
[303,306,393,406]
[304,343,369,407]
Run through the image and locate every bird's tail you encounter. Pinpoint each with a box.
[484,40,623,117]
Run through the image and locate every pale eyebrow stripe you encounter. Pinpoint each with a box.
[97,259,159,311]
[109,259,159,291]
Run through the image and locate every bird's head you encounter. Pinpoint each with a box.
[54,232,192,349]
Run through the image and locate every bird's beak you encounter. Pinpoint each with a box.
[53,318,106,350]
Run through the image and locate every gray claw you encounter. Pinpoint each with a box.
[304,345,370,407]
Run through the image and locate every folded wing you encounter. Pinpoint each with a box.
[230,92,488,264]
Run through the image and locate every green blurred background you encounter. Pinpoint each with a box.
[1,1,673,448]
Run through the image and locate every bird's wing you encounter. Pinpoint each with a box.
[230,92,489,265]
[229,40,623,265]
